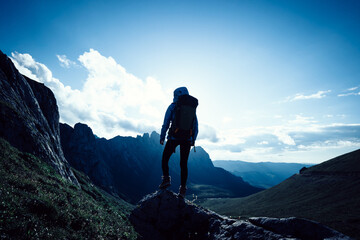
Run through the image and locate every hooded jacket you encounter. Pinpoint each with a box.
[160,87,198,142]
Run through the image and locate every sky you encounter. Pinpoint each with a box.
[1,0,360,163]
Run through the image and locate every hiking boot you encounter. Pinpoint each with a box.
[159,176,171,189]
[178,185,187,198]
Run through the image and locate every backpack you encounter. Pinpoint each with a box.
[170,94,198,140]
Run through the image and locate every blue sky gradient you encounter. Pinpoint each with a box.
[1,0,360,163]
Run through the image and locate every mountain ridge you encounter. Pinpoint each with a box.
[60,122,263,202]
[213,160,313,188]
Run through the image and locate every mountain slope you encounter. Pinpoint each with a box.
[201,149,360,239]
[213,160,313,188]
[60,123,263,202]
[0,137,137,239]
[0,50,137,239]
[0,50,77,184]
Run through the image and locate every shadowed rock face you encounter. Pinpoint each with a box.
[130,190,352,240]
[0,50,78,185]
[60,123,113,192]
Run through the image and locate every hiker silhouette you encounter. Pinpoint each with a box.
[159,87,198,198]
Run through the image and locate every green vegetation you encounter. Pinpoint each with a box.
[0,138,137,240]
[201,150,360,239]
[188,184,235,199]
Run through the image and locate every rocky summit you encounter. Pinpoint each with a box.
[130,190,352,240]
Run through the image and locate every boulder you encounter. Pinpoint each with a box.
[130,190,352,240]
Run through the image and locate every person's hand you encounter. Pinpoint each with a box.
[160,140,164,145]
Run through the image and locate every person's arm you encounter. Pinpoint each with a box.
[192,115,198,145]
[160,104,174,144]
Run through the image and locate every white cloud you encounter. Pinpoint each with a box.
[285,90,331,102]
[288,115,317,125]
[11,49,169,138]
[298,140,360,151]
[197,123,220,143]
[222,117,233,123]
[348,86,358,91]
[56,54,77,68]
[337,85,360,97]
[273,128,296,145]
[204,114,360,163]
[338,92,360,97]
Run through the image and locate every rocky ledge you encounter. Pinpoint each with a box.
[130,190,352,240]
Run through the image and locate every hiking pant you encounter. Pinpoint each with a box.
[162,139,191,186]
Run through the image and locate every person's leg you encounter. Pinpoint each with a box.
[161,140,178,177]
[179,141,191,186]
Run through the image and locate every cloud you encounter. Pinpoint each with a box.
[222,117,233,123]
[285,90,331,102]
[274,128,296,145]
[298,140,360,151]
[11,49,168,138]
[338,85,360,97]
[56,54,77,68]
[288,115,317,125]
[197,123,220,143]
[205,114,360,162]
[348,86,358,91]
[338,92,360,97]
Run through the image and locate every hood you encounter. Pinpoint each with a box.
[173,87,189,102]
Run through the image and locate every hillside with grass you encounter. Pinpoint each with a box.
[0,137,137,239]
[201,149,360,239]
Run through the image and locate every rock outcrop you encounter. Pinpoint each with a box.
[130,190,352,240]
[60,123,262,202]
[0,50,78,185]
[60,123,113,192]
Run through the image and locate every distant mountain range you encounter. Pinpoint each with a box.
[60,123,263,202]
[213,160,313,188]
[202,149,360,239]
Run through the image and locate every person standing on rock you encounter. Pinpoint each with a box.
[159,87,198,198]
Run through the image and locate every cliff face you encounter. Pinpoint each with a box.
[0,50,78,185]
[60,123,263,202]
[60,123,113,192]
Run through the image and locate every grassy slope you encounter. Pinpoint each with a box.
[0,138,137,240]
[200,149,360,239]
